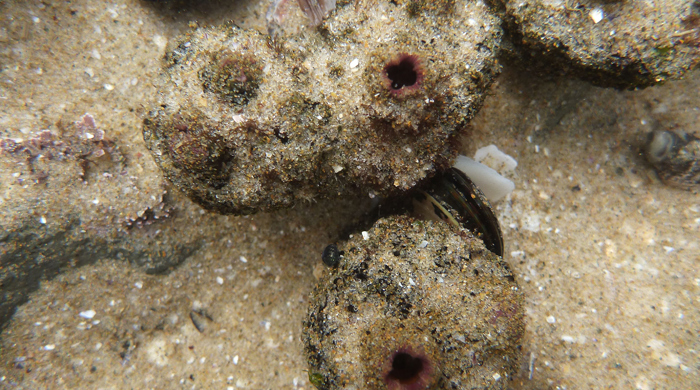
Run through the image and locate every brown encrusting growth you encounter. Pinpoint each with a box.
[143,0,503,214]
[303,216,525,389]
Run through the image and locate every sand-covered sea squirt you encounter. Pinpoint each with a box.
[303,214,524,389]
[143,0,503,214]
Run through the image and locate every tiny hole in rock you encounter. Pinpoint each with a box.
[386,56,419,90]
[389,352,423,384]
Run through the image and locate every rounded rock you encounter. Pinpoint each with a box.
[143,1,503,214]
[302,215,525,390]
[490,0,700,88]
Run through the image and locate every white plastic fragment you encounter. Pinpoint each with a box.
[233,355,239,365]
[561,335,575,343]
[418,240,429,248]
[79,310,96,319]
[493,373,501,381]
[239,256,248,263]
[39,216,46,224]
[134,281,143,289]
[546,315,556,324]
[453,155,515,203]
[349,58,359,68]
[361,231,370,240]
[216,276,224,285]
[43,344,56,351]
[332,164,344,173]
[590,8,604,24]
[474,145,518,172]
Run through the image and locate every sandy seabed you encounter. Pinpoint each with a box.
[0,0,698,389]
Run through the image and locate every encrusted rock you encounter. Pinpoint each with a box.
[303,215,525,389]
[143,0,503,214]
[489,0,700,89]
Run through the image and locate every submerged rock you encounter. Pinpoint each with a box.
[489,0,700,89]
[303,215,524,389]
[143,0,503,214]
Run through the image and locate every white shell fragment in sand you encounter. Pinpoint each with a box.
[589,8,604,24]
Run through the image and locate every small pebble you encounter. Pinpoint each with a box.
[79,310,96,319]
[589,8,604,24]
[321,244,341,267]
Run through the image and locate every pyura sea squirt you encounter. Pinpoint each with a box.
[143,0,503,214]
[302,215,525,389]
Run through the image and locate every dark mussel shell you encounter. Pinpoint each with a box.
[413,168,504,257]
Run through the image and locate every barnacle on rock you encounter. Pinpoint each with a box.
[143,0,503,214]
